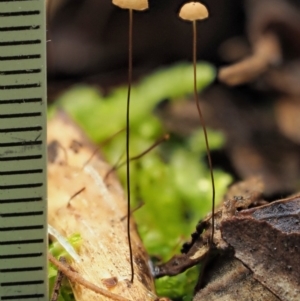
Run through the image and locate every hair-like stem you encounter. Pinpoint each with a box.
[104,134,169,182]
[116,134,170,170]
[126,8,134,283]
[192,21,216,243]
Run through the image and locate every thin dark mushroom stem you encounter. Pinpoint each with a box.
[111,0,149,285]
[126,8,134,283]
[192,20,216,244]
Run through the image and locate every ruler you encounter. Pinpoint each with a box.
[0,0,47,300]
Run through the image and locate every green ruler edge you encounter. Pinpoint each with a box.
[0,0,48,300]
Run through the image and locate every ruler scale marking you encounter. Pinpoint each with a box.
[0,252,43,258]
[0,0,47,299]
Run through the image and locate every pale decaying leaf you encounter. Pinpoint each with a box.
[48,112,157,301]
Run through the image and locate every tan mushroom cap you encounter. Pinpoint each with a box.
[179,2,209,21]
[112,0,149,11]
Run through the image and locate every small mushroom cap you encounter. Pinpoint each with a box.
[112,0,148,11]
[179,2,209,21]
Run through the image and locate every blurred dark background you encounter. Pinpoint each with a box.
[47,0,300,197]
[47,0,244,81]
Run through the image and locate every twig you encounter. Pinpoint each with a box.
[48,253,131,301]
[219,33,281,86]
[50,257,67,301]
[67,187,86,207]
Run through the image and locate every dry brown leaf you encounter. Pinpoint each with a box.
[48,112,156,301]
[154,177,300,300]
[193,188,300,301]
[221,196,300,301]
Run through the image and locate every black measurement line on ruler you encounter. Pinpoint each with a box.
[0,169,42,175]
[0,155,42,161]
[0,69,41,75]
[0,239,43,245]
[0,141,42,147]
[0,11,40,17]
[0,98,41,104]
[0,40,40,46]
[1,280,44,287]
[0,55,40,61]
[0,83,41,89]
[0,211,43,217]
[1,294,44,300]
[0,183,43,189]
[0,127,42,133]
[0,197,42,204]
[0,26,40,32]
[0,226,43,231]
[0,139,42,147]
[0,267,42,273]
[0,253,42,259]
[0,112,41,118]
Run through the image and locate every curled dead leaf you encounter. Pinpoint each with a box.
[220,196,300,301]
[155,178,300,301]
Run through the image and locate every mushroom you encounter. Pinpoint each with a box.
[179,2,209,21]
[112,0,148,11]
[179,2,216,242]
[111,0,149,283]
